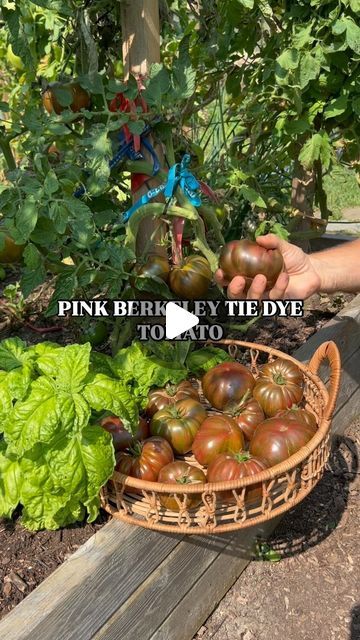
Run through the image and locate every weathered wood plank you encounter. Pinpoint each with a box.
[151,519,281,640]
[93,528,258,640]
[0,520,182,640]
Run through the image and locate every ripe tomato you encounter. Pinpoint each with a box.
[207,452,269,504]
[202,362,255,411]
[146,381,200,418]
[0,234,25,264]
[253,358,304,417]
[229,398,265,442]
[219,239,284,290]
[133,254,170,283]
[158,461,206,511]
[192,414,245,466]
[249,417,317,466]
[276,407,317,430]
[169,255,212,299]
[115,436,174,487]
[150,398,206,455]
[42,81,91,115]
[100,415,149,452]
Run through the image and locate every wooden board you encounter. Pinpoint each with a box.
[0,297,359,640]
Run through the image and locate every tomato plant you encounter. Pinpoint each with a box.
[249,417,317,467]
[207,452,269,505]
[80,321,109,347]
[115,436,174,485]
[158,461,206,511]
[192,414,245,467]
[253,359,304,417]
[219,240,284,290]
[150,398,206,455]
[100,415,149,452]
[169,255,212,300]
[146,381,200,418]
[229,398,265,442]
[202,362,255,411]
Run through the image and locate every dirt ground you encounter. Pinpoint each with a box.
[195,419,360,640]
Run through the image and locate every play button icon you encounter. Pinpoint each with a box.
[166,302,199,339]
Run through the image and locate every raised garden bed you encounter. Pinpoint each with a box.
[0,294,359,640]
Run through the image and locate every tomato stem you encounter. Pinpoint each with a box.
[273,373,286,385]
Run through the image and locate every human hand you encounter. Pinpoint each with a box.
[215,234,322,301]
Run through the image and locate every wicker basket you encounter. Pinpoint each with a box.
[101,339,341,535]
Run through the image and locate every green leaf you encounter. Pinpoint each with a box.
[350,0,360,12]
[345,17,360,54]
[44,170,59,196]
[5,377,59,454]
[56,344,91,393]
[0,383,13,426]
[21,244,47,298]
[299,132,332,170]
[143,64,170,108]
[0,338,28,371]
[45,272,78,317]
[324,95,348,119]
[299,53,321,89]
[29,342,61,377]
[275,49,300,84]
[352,96,360,116]
[15,196,38,242]
[0,442,21,519]
[186,347,231,375]
[240,185,266,208]
[83,373,139,430]
[235,0,254,7]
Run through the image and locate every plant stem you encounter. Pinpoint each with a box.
[0,138,16,171]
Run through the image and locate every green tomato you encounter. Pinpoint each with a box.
[6,45,24,72]
[80,321,108,347]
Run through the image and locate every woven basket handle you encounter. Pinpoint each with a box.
[308,341,341,421]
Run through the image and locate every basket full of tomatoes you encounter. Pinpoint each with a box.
[100,339,341,534]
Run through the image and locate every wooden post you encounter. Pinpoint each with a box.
[121,0,167,257]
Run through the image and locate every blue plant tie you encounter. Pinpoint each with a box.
[73,123,159,198]
[122,154,201,222]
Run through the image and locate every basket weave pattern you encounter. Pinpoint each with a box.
[101,340,341,534]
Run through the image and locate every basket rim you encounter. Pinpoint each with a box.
[111,339,334,495]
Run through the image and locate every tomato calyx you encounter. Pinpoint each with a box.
[273,373,286,385]
[165,384,178,397]
[129,441,144,458]
[227,390,253,416]
[232,451,253,463]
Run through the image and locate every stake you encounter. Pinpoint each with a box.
[121,0,167,258]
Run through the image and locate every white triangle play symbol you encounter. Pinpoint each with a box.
[166,302,199,339]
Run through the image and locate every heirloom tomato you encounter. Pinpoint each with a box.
[158,461,206,511]
[100,415,149,452]
[207,452,269,504]
[202,362,255,411]
[0,234,25,264]
[169,255,211,299]
[219,239,284,290]
[42,81,91,115]
[249,417,317,466]
[229,398,265,442]
[150,398,206,455]
[146,381,200,418]
[253,358,304,417]
[276,407,317,430]
[115,437,174,486]
[192,414,245,466]
[133,254,170,283]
